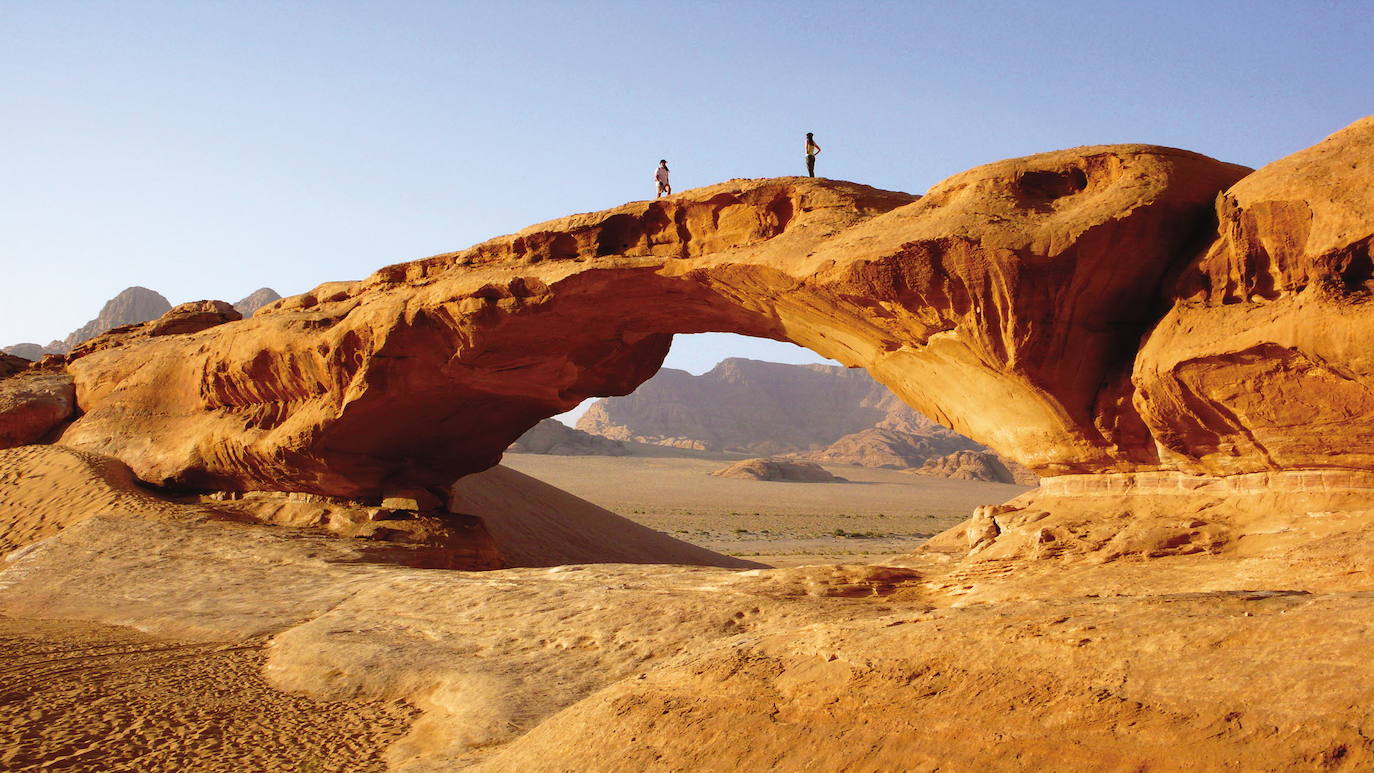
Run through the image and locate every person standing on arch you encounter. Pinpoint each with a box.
[805,132,821,177]
[655,159,671,197]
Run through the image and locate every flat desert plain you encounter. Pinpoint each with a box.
[502,453,1031,566]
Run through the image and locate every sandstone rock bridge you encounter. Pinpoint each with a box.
[44,118,1374,501]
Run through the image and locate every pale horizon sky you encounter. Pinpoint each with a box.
[3,2,1371,378]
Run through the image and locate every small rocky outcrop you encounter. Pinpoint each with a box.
[792,426,978,469]
[913,450,1038,485]
[710,458,847,482]
[66,301,242,361]
[508,419,627,456]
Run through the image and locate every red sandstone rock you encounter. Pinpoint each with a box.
[47,139,1275,497]
[64,300,242,362]
[0,371,76,449]
[1133,116,1374,475]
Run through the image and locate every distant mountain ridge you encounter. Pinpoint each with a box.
[573,357,1010,474]
[4,286,279,360]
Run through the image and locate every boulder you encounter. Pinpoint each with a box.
[0,371,76,449]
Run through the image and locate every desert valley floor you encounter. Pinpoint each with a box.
[502,453,1026,565]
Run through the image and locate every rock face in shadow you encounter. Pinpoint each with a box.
[49,136,1265,498]
[710,458,846,482]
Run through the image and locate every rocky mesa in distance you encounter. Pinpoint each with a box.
[574,357,984,469]
[4,286,281,360]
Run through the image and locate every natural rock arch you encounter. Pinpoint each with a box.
[48,120,1374,500]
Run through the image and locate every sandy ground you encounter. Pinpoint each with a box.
[0,615,418,773]
[503,454,1029,565]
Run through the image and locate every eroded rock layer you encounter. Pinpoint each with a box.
[1133,117,1374,474]
[48,137,1272,497]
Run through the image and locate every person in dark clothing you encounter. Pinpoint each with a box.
[805,132,821,177]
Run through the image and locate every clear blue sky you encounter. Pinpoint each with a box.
[3,0,1370,376]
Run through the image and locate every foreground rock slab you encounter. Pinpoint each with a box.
[5,496,1374,771]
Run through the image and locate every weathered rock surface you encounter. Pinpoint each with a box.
[6,473,1374,770]
[0,370,76,449]
[65,299,242,362]
[59,285,172,352]
[710,457,846,482]
[1133,116,1374,475]
[508,418,628,456]
[233,287,282,318]
[913,449,1037,484]
[53,138,1257,496]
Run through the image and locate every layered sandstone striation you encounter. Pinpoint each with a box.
[1132,117,1374,475]
[51,139,1263,497]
